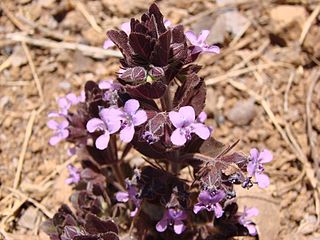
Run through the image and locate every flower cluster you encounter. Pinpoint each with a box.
[45,4,273,240]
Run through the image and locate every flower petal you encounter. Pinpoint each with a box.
[49,135,62,145]
[198,30,210,43]
[170,128,187,146]
[249,148,259,161]
[259,149,273,163]
[205,45,220,54]
[86,118,105,133]
[191,123,210,140]
[95,132,110,150]
[60,120,69,129]
[193,203,206,214]
[185,31,198,45]
[246,161,256,177]
[173,220,185,235]
[66,93,79,105]
[213,203,224,218]
[124,99,140,115]
[115,191,129,202]
[132,110,147,126]
[256,173,270,188]
[120,125,135,143]
[120,21,131,34]
[99,80,113,90]
[156,219,168,232]
[168,111,184,128]
[245,207,259,218]
[103,39,115,49]
[47,119,58,130]
[197,112,207,123]
[246,223,257,236]
[179,106,195,125]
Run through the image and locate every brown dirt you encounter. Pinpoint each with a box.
[0,0,320,239]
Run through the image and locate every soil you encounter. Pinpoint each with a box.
[0,0,320,239]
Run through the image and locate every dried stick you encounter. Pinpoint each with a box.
[13,110,37,189]
[206,62,287,85]
[299,4,320,45]
[74,1,103,33]
[228,79,318,188]
[16,14,66,40]
[8,188,54,218]
[22,42,44,102]
[0,3,31,32]
[6,33,122,59]
[306,70,320,175]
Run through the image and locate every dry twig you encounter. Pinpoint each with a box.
[13,110,37,189]
[299,4,320,45]
[6,33,122,59]
[306,70,320,175]
[22,42,44,102]
[74,1,104,33]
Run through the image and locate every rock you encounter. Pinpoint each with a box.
[235,186,281,240]
[270,5,307,28]
[17,206,39,230]
[226,98,256,126]
[72,52,94,73]
[11,46,27,68]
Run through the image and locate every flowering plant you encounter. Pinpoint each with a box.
[43,4,272,240]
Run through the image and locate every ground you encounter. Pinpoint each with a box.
[0,0,320,239]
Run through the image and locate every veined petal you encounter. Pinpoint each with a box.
[179,106,195,125]
[86,118,105,133]
[249,148,259,161]
[170,128,187,146]
[95,132,110,150]
[124,99,140,115]
[198,30,210,43]
[191,123,210,140]
[120,125,135,143]
[185,31,198,45]
[259,149,273,163]
[168,111,184,128]
[173,220,185,235]
[132,110,147,126]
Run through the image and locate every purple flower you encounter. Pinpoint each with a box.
[156,208,187,235]
[115,182,141,217]
[103,22,131,49]
[238,207,259,236]
[47,119,69,145]
[185,30,220,55]
[98,79,121,104]
[169,106,211,146]
[193,190,225,218]
[118,99,147,143]
[247,148,273,188]
[49,92,84,117]
[65,164,80,185]
[86,107,122,150]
